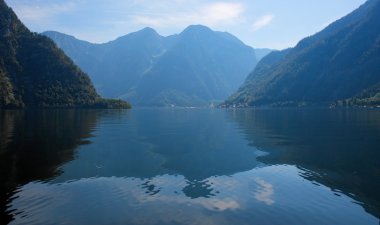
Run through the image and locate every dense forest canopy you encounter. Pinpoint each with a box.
[0,0,130,109]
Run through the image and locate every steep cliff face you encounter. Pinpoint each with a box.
[0,0,130,108]
[227,0,380,106]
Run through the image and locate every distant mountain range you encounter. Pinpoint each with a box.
[44,26,267,106]
[226,0,380,107]
[0,0,130,109]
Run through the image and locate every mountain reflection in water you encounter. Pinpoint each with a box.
[0,108,379,225]
[228,108,380,217]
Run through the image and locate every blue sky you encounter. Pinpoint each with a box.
[5,0,367,49]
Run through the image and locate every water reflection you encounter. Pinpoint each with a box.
[1,108,379,225]
[183,180,215,199]
[1,109,266,224]
[228,108,380,218]
[53,109,264,199]
[0,110,103,224]
[0,111,15,155]
[8,165,376,225]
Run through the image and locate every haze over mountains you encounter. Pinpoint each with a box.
[44,26,262,106]
[227,0,380,107]
[0,0,130,109]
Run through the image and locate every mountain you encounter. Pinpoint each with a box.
[226,0,380,107]
[0,0,130,109]
[44,27,175,98]
[44,25,258,106]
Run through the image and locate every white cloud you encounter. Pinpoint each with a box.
[130,2,244,28]
[201,2,244,25]
[6,1,76,25]
[252,14,274,31]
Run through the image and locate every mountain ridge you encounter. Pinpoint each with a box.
[226,0,380,107]
[44,26,263,106]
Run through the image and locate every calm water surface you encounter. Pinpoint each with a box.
[0,108,379,225]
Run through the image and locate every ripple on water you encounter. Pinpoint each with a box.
[6,165,379,225]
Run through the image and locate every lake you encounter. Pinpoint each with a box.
[0,108,379,225]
